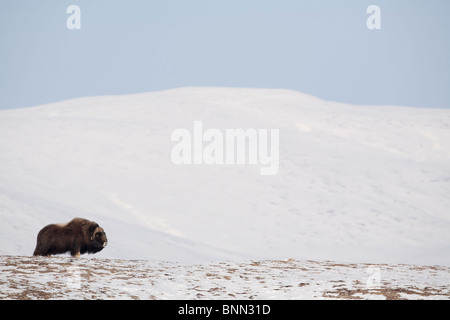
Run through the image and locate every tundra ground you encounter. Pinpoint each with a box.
[0,255,449,300]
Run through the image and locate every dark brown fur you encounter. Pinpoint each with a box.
[33,218,108,257]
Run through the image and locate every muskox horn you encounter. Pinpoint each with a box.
[91,226,102,240]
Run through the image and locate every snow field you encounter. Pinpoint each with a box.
[0,87,449,266]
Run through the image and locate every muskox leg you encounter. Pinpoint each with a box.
[70,238,81,257]
[70,247,81,257]
[70,249,81,257]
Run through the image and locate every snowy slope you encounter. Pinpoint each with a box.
[0,87,449,265]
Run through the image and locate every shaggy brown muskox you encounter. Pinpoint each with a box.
[33,218,108,257]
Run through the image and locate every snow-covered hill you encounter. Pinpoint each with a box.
[0,87,449,266]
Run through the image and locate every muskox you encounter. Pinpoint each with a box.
[33,218,108,257]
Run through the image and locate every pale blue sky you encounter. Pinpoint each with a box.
[1,0,449,109]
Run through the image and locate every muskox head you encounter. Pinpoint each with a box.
[90,225,108,249]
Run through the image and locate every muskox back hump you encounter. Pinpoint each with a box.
[55,222,69,228]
